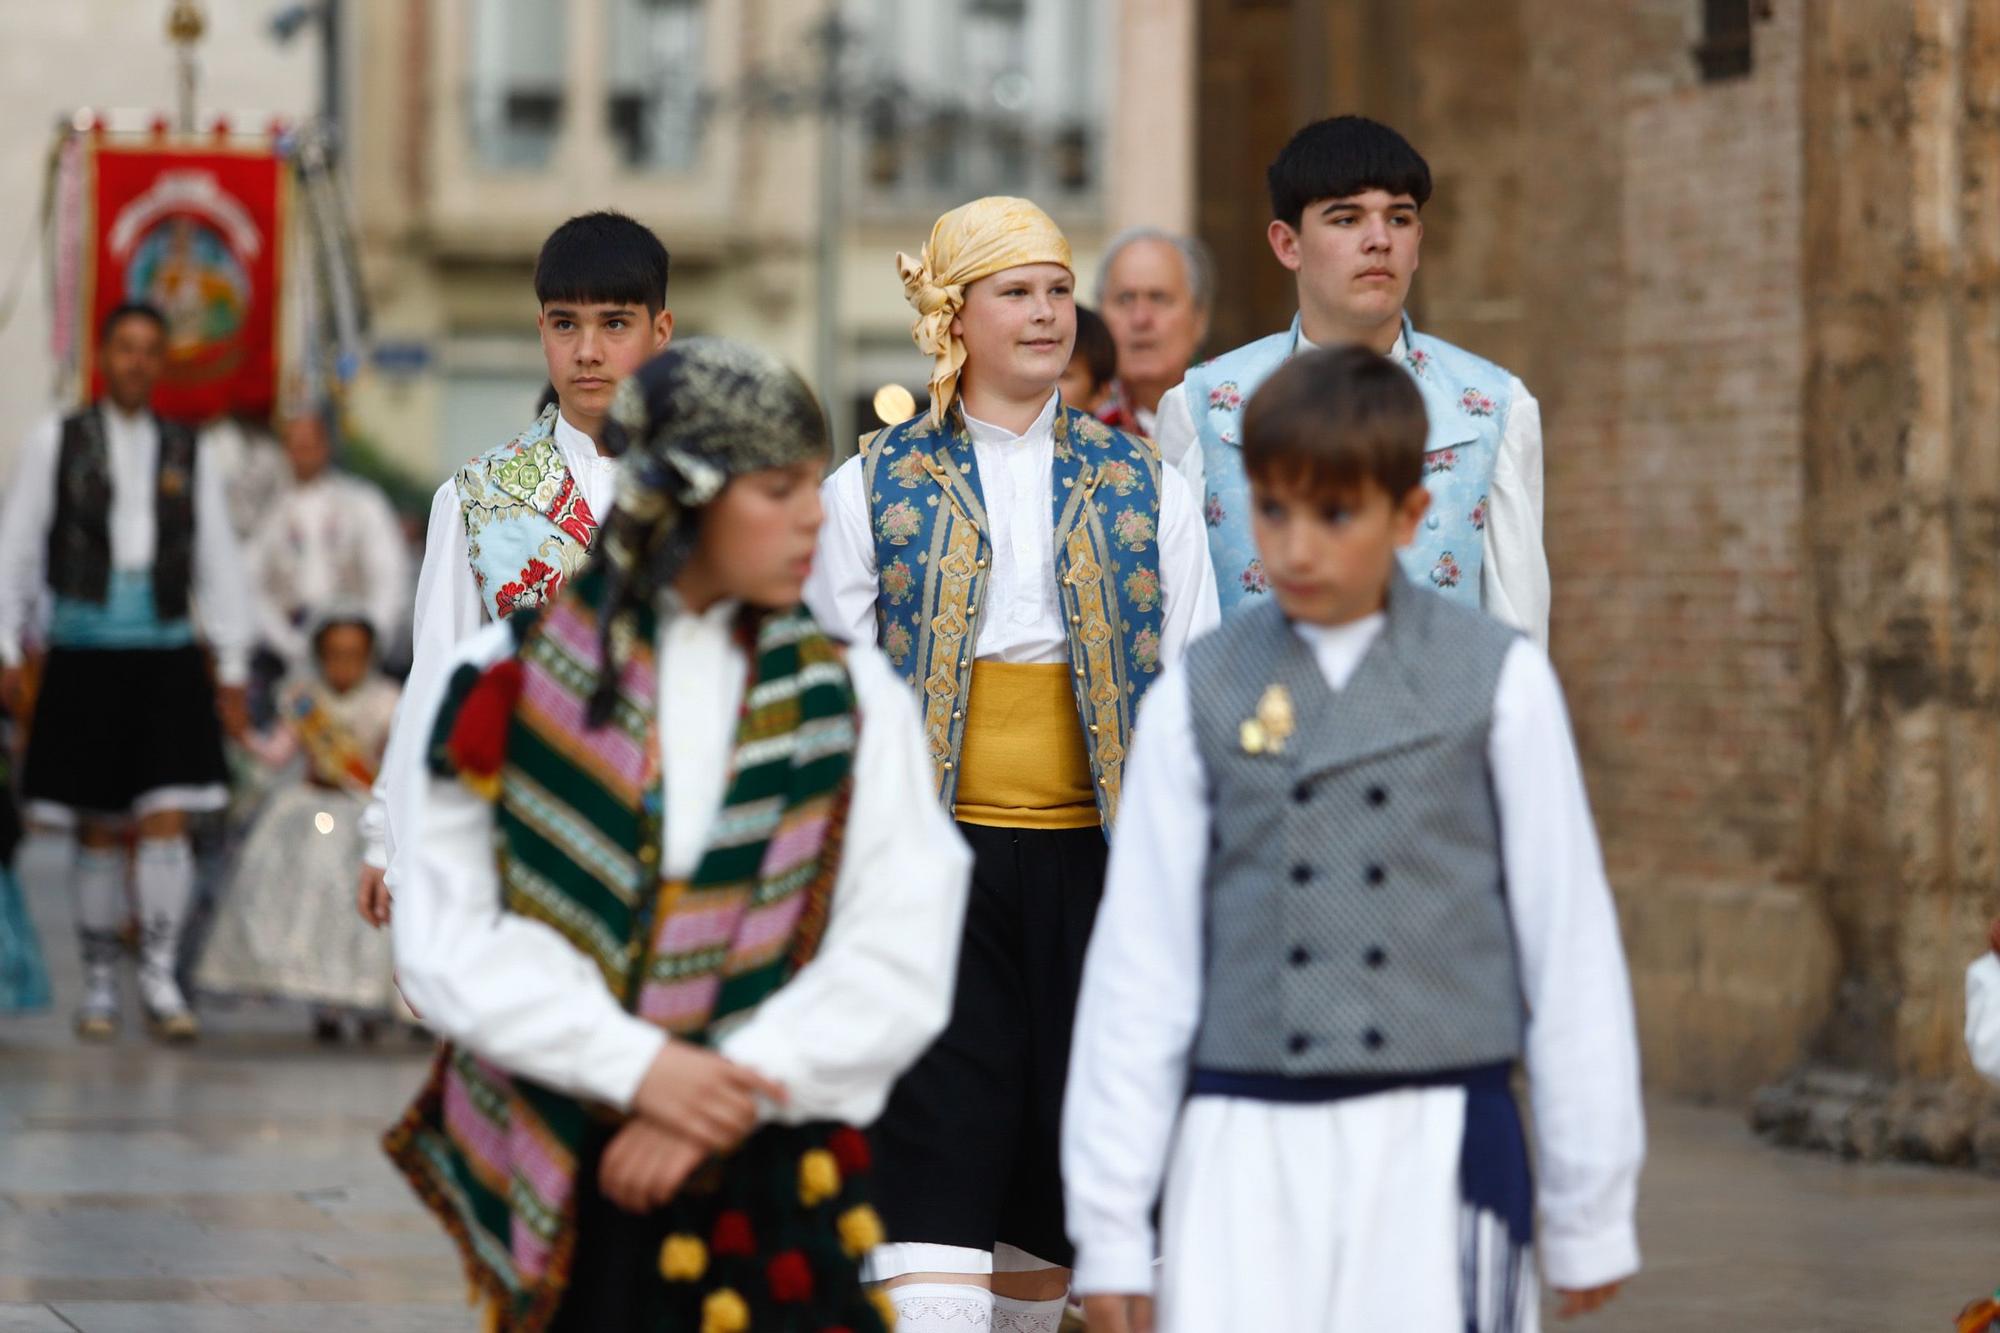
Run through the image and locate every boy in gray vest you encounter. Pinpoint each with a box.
[1063,346,1643,1333]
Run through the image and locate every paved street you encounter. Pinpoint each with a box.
[1,832,1995,1332]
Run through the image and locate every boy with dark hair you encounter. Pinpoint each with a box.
[355,210,673,926]
[1058,305,1119,418]
[1066,346,1642,1331]
[1155,115,1551,645]
[0,299,252,1041]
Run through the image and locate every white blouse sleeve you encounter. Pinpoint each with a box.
[719,642,971,1125]
[191,427,254,685]
[801,455,880,647]
[0,416,59,668]
[1063,665,1210,1296]
[363,479,487,875]
[1968,954,2000,1084]
[1482,381,1551,650]
[1155,463,1220,669]
[1490,639,1644,1290]
[389,622,669,1109]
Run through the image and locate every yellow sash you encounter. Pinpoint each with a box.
[953,661,1100,830]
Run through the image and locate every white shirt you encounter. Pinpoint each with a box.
[361,412,619,874]
[1153,331,1552,648]
[250,471,411,670]
[390,598,973,1116]
[806,391,1220,664]
[1969,955,2000,1084]
[0,408,252,683]
[1063,617,1645,1296]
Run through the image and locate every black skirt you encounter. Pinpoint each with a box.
[22,645,229,816]
[549,1120,892,1333]
[867,821,1109,1267]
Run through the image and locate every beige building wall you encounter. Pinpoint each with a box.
[0,1,319,475]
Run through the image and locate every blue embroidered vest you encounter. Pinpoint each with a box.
[454,406,601,621]
[1182,313,1513,617]
[861,404,1167,828]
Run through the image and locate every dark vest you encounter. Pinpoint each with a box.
[1185,576,1524,1077]
[47,408,199,621]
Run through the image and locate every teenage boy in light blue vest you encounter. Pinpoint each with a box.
[1066,346,1641,1333]
[354,211,673,928]
[1154,116,1550,644]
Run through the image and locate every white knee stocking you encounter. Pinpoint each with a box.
[883,1283,994,1330]
[993,1293,1067,1333]
[73,845,125,965]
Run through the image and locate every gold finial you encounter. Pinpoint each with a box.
[166,0,206,46]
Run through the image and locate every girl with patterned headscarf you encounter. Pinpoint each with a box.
[382,338,971,1332]
[803,199,1220,1331]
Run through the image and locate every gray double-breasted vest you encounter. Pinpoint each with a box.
[1185,575,1525,1077]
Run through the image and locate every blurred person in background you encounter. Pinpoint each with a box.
[1058,305,1119,419]
[1094,228,1214,437]
[353,210,674,934]
[248,406,409,719]
[0,300,252,1042]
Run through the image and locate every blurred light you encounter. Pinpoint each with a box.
[314,811,335,835]
[873,384,917,426]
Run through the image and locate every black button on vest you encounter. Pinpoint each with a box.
[1289,946,1311,967]
[1365,946,1387,969]
[1288,1033,1311,1055]
[1362,1028,1385,1051]
[1365,864,1386,886]
[1292,782,1314,805]
[1291,864,1313,885]
[1367,786,1388,807]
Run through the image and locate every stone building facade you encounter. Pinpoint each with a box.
[1195,0,2000,1161]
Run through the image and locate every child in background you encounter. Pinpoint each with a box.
[198,615,402,1039]
[1064,346,1642,1333]
[1058,305,1120,419]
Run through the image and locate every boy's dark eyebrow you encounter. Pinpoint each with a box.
[1318,199,1420,215]
[544,304,639,318]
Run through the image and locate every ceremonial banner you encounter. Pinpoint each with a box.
[81,140,287,420]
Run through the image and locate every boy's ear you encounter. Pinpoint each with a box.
[1392,486,1431,548]
[652,307,675,350]
[1266,219,1303,274]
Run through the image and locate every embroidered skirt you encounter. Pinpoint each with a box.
[547,1120,893,1333]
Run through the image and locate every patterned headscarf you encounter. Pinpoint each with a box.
[898,196,1073,426]
[589,337,827,723]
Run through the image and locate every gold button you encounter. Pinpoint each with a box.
[958,659,967,670]
[1073,667,1084,678]
[1070,614,1081,625]
[976,557,988,568]
[639,845,658,865]
[944,760,955,771]
[1090,724,1100,734]
[952,709,963,719]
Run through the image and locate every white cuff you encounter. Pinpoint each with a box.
[578,1019,670,1112]
[1540,1220,1639,1292]
[359,799,389,871]
[1070,1238,1158,1298]
[213,647,250,687]
[0,638,22,670]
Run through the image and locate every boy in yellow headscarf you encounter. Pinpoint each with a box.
[806,198,1219,1331]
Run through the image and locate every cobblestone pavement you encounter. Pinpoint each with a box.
[1,834,1994,1331]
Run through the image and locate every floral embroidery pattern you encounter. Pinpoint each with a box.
[1470,496,1488,531]
[1112,508,1156,551]
[1431,551,1463,589]
[1219,427,1240,446]
[882,622,913,667]
[881,558,915,606]
[1097,460,1140,495]
[1424,449,1458,476]
[1240,560,1268,596]
[1130,627,1161,674]
[1460,387,1497,418]
[1405,347,1431,378]
[1123,567,1162,614]
[877,500,923,546]
[495,557,561,617]
[1207,381,1244,411]
[887,450,930,489]
[1204,493,1225,529]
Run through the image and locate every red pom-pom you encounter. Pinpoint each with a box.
[711,1209,756,1257]
[767,1250,814,1304]
[828,1127,871,1176]
[446,659,524,780]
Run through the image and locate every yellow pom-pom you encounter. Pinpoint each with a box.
[462,770,502,802]
[702,1287,751,1333]
[836,1203,885,1257]
[798,1147,842,1206]
[868,1286,899,1329]
[658,1233,707,1283]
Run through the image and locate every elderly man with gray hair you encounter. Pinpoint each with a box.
[1094,227,1214,439]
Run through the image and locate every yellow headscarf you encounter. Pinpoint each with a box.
[897,196,1073,426]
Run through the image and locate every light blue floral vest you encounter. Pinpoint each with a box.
[1182,313,1513,617]
[861,404,1167,828]
[454,406,601,622]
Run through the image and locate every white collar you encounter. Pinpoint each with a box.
[101,403,152,433]
[1292,610,1387,652]
[553,410,614,467]
[1294,324,1408,361]
[962,390,1061,447]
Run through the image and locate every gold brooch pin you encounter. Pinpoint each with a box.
[1240,683,1295,755]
